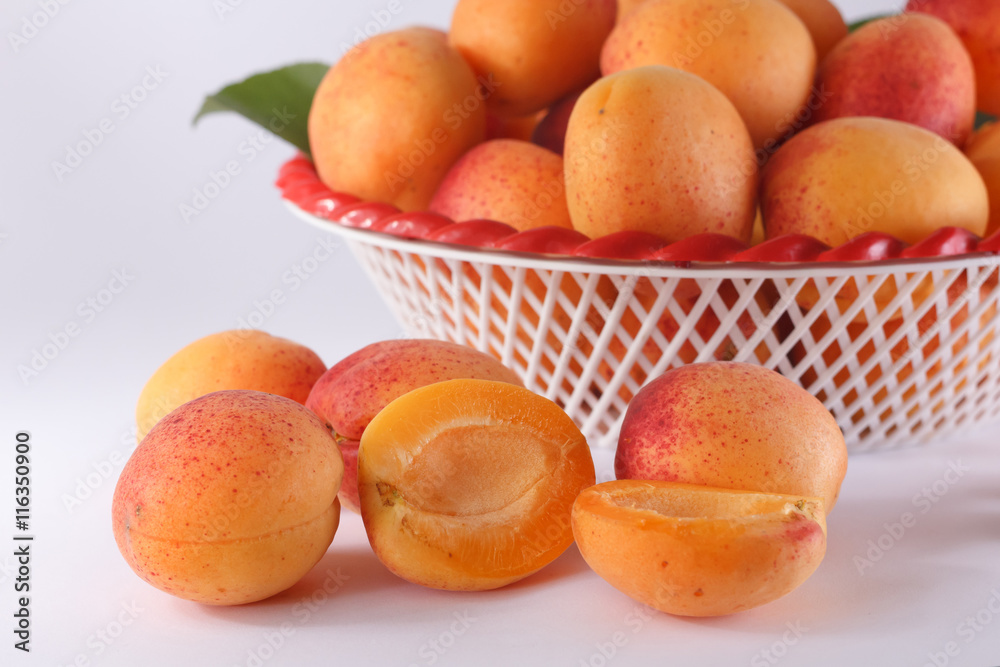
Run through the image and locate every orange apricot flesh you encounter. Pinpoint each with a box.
[358,379,596,591]
[572,480,827,617]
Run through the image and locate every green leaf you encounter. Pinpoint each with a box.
[194,62,329,157]
[848,13,895,32]
[976,111,998,131]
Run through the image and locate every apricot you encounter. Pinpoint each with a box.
[813,14,976,146]
[572,481,827,616]
[564,66,757,242]
[909,0,1000,117]
[113,390,344,605]
[308,27,486,211]
[775,0,847,61]
[762,117,989,247]
[358,379,596,591]
[429,139,573,231]
[966,123,1000,236]
[135,330,325,441]
[486,111,544,142]
[450,0,616,117]
[602,0,816,150]
[616,362,847,512]
[616,0,648,22]
[305,339,523,514]
[531,90,584,155]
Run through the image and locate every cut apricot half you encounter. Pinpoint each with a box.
[572,480,827,617]
[358,379,596,591]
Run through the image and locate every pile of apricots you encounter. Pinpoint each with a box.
[113,331,847,616]
[308,0,1000,250]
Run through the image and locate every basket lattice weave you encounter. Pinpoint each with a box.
[293,205,1000,452]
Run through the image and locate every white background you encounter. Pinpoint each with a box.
[5,1,1000,666]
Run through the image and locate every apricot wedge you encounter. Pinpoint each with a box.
[359,379,596,591]
[572,481,827,617]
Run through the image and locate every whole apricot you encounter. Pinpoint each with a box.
[450,0,616,117]
[429,139,572,231]
[308,27,486,211]
[564,66,757,242]
[762,117,989,246]
[113,390,344,605]
[813,14,976,145]
[135,330,325,441]
[615,362,848,513]
[602,0,816,150]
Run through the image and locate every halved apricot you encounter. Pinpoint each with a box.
[572,480,827,617]
[358,379,596,591]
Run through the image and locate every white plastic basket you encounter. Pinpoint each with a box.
[290,203,1000,452]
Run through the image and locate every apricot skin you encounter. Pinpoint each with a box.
[572,481,827,616]
[135,330,325,441]
[305,339,523,513]
[813,14,976,146]
[602,0,816,150]
[308,28,485,211]
[531,90,583,155]
[762,117,989,246]
[616,0,647,22]
[449,0,616,117]
[358,379,596,591]
[909,0,1000,117]
[966,123,1000,237]
[113,390,344,605]
[616,362,847,513]
[775,0,847,61]
[429,139,572,231]
[564,66,757,243]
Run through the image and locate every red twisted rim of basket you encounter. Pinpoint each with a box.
[278,154,1000,265]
